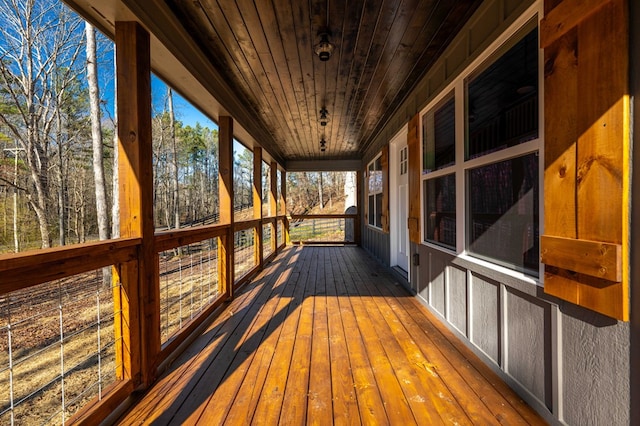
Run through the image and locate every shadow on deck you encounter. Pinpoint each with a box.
[118,245,546,425]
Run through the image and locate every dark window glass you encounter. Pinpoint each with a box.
[368,195,375,226]
[466,28,538,159]
[423,92,455,173]
[468,153,539,275]
[375,193,383,228]
[368,156,383,229]
[424,174,456,249]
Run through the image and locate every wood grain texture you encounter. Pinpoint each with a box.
[541,235,621,281]
[0,238,139,292]
[219,116,235,297]
[117,246,546,425]
[115,21,159,387]
[407,113,421,244]
[542,0,629,321]
[540,0,611,48]
[162,0,481,161]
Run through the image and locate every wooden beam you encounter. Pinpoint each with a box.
[407,113,421,244]
[270,161,278,254]
[218,116,234,297]
[541,235,622,282]
[285,159,362,172]
[280,169,289,244]
[356,170,363,245]
[115,21,158,387]
[253,147,263,268]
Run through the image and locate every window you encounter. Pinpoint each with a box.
[423,91,455,173]
[367,155,383,228]
[422,91,456,248]
[466,29,538,160]
[400,146,408,175]
[466,26,539,276]
[421,21,540,277]
[468,153,539,274]
[424,174,456,249]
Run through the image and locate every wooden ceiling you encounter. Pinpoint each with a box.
[65,0,482,164]
[162,0,483,162]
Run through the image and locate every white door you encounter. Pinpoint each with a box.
[396,145,409,272]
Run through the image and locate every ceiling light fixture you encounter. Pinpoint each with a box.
[319,107,330,126]
[320,138,327,152]
[314,30,335,61]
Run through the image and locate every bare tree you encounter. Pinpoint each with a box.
[0,0,85,248]
[168,87,179,229]
[85,21,109,241]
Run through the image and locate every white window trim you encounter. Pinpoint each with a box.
[419,0,544,283]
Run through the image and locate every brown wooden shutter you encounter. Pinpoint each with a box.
[541,0,629,320]
[381,145,390,233]
[407,113,421,244]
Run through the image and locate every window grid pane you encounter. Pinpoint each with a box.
[467,153,539,276]
[466,28,538,160]
[423,92,455,173]
[424,174,456,249]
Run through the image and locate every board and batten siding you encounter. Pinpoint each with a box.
[361,0,634,424]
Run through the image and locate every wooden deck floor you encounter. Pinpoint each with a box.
[118,246,546,425]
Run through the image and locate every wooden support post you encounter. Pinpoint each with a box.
[218,116,234,298]
[253,147,263,268]
[270,161,278,254]
[356,170,363,245]
[115,21,158,387]
[280,169,289,245]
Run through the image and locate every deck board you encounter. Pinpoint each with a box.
[118,246,546,425]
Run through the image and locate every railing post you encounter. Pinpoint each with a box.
[115,21,158,387]
[270,161,278,254]
[356,170,363,245]
[281,169,289,245]
[253,147,263,268]
[218,116,234,298]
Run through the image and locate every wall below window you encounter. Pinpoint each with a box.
[407,243,630,425]
[362,226,390,267]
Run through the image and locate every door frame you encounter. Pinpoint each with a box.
[389,124,409,279]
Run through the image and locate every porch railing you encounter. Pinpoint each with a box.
[289,214,359,244]
[0,214,288,424]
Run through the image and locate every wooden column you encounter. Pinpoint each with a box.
[356,170,363,245]
[218,116,234,298]
[253,147,263,268]
[270,161,278,254]
[407,113,421,244]
[280,169,289,245]
[115,21,158,387]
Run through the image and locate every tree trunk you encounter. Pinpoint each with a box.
[86,22,110,286]
[56,110,66,246]
[168,87,180,230]
[86,22,109,241]
[318,172,324,209]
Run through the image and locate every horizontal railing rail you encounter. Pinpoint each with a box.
[0,238,141,294]
[155,224,230,252]
[290,214,358,220]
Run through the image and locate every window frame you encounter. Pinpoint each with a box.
[367,153,384,230]
[419,4,543,282]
